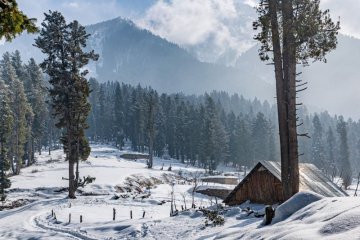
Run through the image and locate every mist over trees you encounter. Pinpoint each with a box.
[86,78,359,185]
[0,48,358,196]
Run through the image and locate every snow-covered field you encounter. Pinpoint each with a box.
[0,145,359,239]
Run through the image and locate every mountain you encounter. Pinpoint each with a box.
[136,0,257,67]
[0,17,273,100]
[2,17,360,118]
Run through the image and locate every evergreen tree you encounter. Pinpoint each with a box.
[200,96,228,173]
[0,80,13,201]
[336,116,352,189]
[311,115,325,168]
[25,58,48,159]
[326,126,336,178]
[234,115,252,170]
[113,82,124,149]
[267,121,276,161]
[251,112,270,163]
[254,0,340,200]
[0,0,37,41]
[145,90,157,168]
[35,11,98,198]
[5,63,32,174]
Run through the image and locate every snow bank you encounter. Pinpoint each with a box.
[272,191,323,224]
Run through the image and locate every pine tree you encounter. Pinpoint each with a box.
[200,96,228,173]
[35,11,98,198]
[254,0,340,200]
[336,116,352,189]
[326,126,336,178]
[88,78,100,140]
[3,62,33,174]
[145,90,157,168]
[311,115,325,168]
[113,82,124,149]
[25,58,48,159]
[0,0,37,41]
[0,80,13,201]
[251,112,270,163]
[234,115,252,170]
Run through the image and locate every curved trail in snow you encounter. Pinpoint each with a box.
[0,197,96,239]
[32,214,99,240]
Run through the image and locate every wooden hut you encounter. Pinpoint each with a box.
[223,161,348,206]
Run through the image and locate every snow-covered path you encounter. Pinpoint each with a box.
[0,145,213,239]
[2,145,360,239]
[0,198,76,239]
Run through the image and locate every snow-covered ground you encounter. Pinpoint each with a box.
[0,145,359,239]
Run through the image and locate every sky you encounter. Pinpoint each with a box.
[7,0,360,118]
[16,0,360,40]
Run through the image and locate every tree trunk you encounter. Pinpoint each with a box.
[67,121,76,199]
[0,142,4,201]
[269,0,290,200]
[75,137,80,187]
[148,136,153,168]
[281,0,299,199]
[68,156,76,198]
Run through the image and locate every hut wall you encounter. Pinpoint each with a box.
[229,169,284,205]
[196,189,232,199]
[201,177,238,185]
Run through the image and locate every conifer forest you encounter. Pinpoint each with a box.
[1,1,360,239]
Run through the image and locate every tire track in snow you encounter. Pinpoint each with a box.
[32,215,100,240]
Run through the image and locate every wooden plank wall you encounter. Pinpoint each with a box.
[227,169,284,205]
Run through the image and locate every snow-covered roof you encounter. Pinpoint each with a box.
[224,161,348,204]
[261,161,348,197]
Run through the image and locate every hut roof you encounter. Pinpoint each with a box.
[224,161,348,204]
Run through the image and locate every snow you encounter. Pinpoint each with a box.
[1,144,360,239]
[272,191,323,224]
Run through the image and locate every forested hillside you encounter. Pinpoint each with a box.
[1,50,359,182]
[87,78,359,180]
[2,17,360,118]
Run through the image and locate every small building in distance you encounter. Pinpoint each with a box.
[201,176,239,185]
[223,161,348,206]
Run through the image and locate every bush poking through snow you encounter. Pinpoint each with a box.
[77,175,96,188]
[202,210,225,227]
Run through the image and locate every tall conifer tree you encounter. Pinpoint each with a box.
[35,11,98,198]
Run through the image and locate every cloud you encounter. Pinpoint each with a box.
[320,0,360,38]
[64,2,80,9]
[136,0,256,64]
[15,0,147,26]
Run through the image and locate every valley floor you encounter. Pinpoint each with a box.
[0,145,359,239]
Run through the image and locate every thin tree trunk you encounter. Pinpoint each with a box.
[269,0,290,200]
[75,136,80,187]
[282,0,299,199]
[0,142,4,201]
[67,120,76,199]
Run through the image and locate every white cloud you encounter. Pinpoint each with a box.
[138,0,235,45]
[320,0,360,38]
[16,0,135,26]
[65,2,80,9]
[137,0,256,64]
